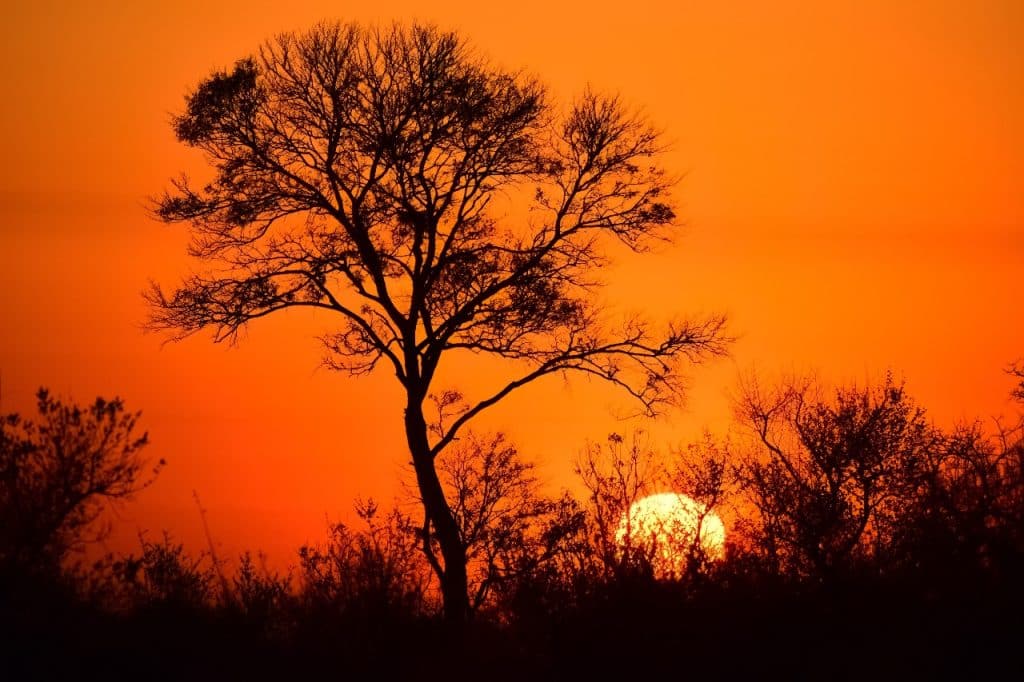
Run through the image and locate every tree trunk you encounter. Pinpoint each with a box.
[404,397,469,623]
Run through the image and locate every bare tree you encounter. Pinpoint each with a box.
[667,434,732,578]
[890,412,1024,579]
[0,389,160,580]
[734,374,937,581]
[575,431,661,577]
[147,21,727,620]
[575,430,731,582]
[437,432,538,613]
[433,431,586,617]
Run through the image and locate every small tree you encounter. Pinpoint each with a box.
[0,389,160,581]
[576,431,730,582]
[575,432,660,577]
[434,431,584,616]
[667,434,732,579]
[734,374,937,581]
[148,21,727,620]
[892,416,1024,580]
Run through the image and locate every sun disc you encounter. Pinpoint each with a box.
[615,492,726,577]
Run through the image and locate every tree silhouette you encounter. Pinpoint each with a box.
[891,420,1024,579]
[667,435,732,579]
[0,389,159,583]
[734,374,937,581]
[576,431,730,581]
[434,432,585,616]
[575,432,659,578]
[147,21,727,620]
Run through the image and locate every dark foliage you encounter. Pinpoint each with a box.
[5,372,1023,679]
[0,389,160,584]
[734,374,939,580]
[733,373,1024,590]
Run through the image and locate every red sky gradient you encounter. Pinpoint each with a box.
[1,1,1021,566]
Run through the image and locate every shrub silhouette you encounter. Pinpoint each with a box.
[889,418,1024,582]
[296,500,430,622]
[4,375,1024,678]
[733,374,938,581]
[0,388,159,587]
[115,532,216,612]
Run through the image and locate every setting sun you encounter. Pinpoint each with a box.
[616,492,726,576]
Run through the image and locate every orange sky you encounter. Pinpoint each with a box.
[1,0,1021,567]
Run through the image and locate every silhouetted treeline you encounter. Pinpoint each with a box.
[3,375,1023,679]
